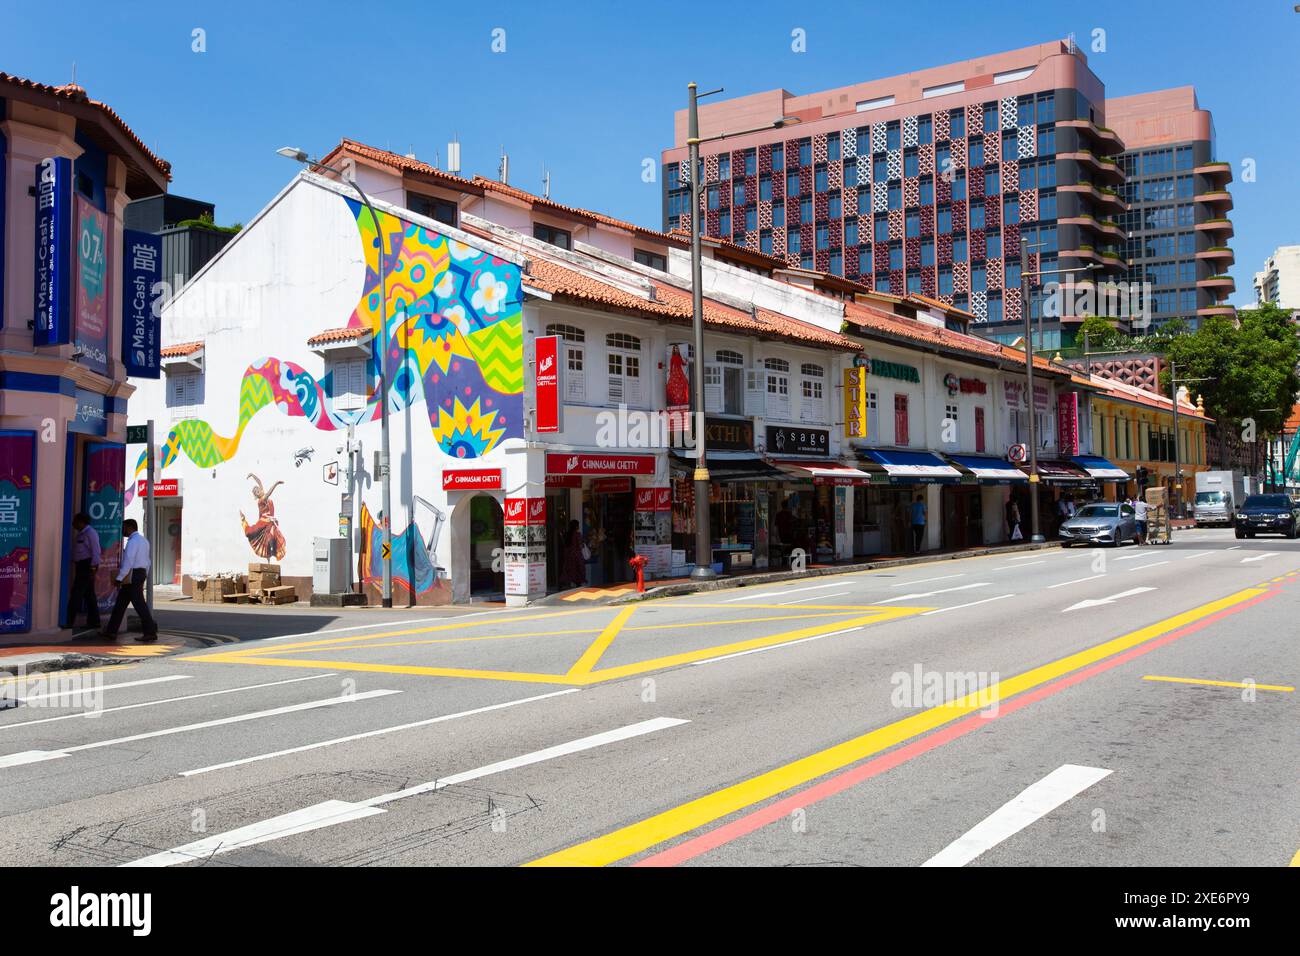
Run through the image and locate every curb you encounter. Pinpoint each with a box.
[0,653,129,678]
[610,540,1064,605]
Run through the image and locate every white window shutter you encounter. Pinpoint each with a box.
[704,364,722,414]
[566,346,585,400]
[745,369,766,417]
[767,372,790,421]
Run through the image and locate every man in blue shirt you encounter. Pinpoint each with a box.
[911,494,927,553]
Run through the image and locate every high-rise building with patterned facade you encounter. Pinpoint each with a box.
[1106,88,1234,330]
[662,41,1232,350]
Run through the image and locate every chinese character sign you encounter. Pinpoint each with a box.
[844,367,868,439]
[83,443,125,614]
[121,229,163,378]
[0,433,36,634]
[33,157,73,347]
[74,196,110,374]
[1057,392,1080,457]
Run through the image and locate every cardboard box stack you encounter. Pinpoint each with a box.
[247,563,297,605]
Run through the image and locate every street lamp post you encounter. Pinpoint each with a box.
[277,147,393,606]
[683,85,799,578]
[686,84,713,579]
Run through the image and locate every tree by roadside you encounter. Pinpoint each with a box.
[1162,304,1300,466]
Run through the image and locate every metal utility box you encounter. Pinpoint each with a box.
[313,537,351,594]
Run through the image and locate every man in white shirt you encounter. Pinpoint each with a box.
[1133,497,1150,545]
[100,519,158,642]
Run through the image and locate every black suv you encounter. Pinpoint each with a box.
[1234,494,1300,539]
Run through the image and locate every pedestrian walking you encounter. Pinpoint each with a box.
[910,494,927,553]
[64,513,102,630]
[100,519,158,642]
[559,519,587,589]
[1007,498,1023,541]
[1133,496,1150,545]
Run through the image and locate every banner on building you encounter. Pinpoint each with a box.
[534,335,561,433]
[666,343,692,435]
[1058,392,1080,457]
[33,157,73,347]
[844,368,868,439]
[122,228,163,378]
[504,497,546,599]
[74,196,110,374]
[82,443,125,617]
[0,432,36,633]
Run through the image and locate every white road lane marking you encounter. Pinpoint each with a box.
[878,582,990,604]
[124,717,689,867]
[1181,551,1213,560]
[1002,553,1051,562]
[180,688,580,776]
[920,594,1015,616]
[1241,552,1279,563]
[778,591,851,605]
[1114,552,1159,562]
[921,764,1112,867]
[689,628,862,667]
[1126,561,1169,572]
[1062,586,1155,613]
[889,574,965,588]
[1047,574,1106,589]
[15,675,190,703]
[0,673,338,733]
[0,690,400,769]
[722,582,853,603]
[992,560,1046,570]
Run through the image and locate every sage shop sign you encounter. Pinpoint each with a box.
[864,356,920,383]
[766,425,829,457]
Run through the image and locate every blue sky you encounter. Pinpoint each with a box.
[5,0,1295,306]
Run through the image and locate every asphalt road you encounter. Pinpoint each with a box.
[0,527,1294,868]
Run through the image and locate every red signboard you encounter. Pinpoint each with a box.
[1057,392,1080,456]
[591,477,633,494]
[535,335,561,433]
[545,452,656,476]
[654,487,672,512]
[505,497,545,525]
[634,488,656,510]
[442,468,503,491]
[136,478,180,497]
[545,474,582,489]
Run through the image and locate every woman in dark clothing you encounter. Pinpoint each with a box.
[560,519,586,589]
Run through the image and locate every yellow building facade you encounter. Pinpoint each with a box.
[1090,386,1210,505]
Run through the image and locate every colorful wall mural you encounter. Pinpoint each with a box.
[241,473,287,561]
[356,502,444,605]
[126,192,526,569]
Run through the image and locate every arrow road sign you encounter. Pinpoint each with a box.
[1062,586,1155,613]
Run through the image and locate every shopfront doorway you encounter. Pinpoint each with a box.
[941,484,985,550]
[544,491,572,590]
[586,487,635,585]
[467,494,504,597]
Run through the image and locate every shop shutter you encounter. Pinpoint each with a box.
[745,369,766,416]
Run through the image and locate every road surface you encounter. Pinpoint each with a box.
[0,527,1294,868]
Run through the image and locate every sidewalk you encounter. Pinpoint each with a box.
[532,539,1066,607]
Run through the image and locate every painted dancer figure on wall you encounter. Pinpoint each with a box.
[241,473,287,560]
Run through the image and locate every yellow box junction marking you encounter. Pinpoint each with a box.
[187,602,921,687]
[1143,675,1294,693]
[527,586,1268,867]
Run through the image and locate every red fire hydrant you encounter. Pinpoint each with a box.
[628,554,649,593]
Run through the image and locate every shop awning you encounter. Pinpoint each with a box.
[669,451,787,482]
[771,460,874,485]
[946,454,1029,484]
[1072,456,1130,481]
[858,450,962,484]
[1031,460,1094,483]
